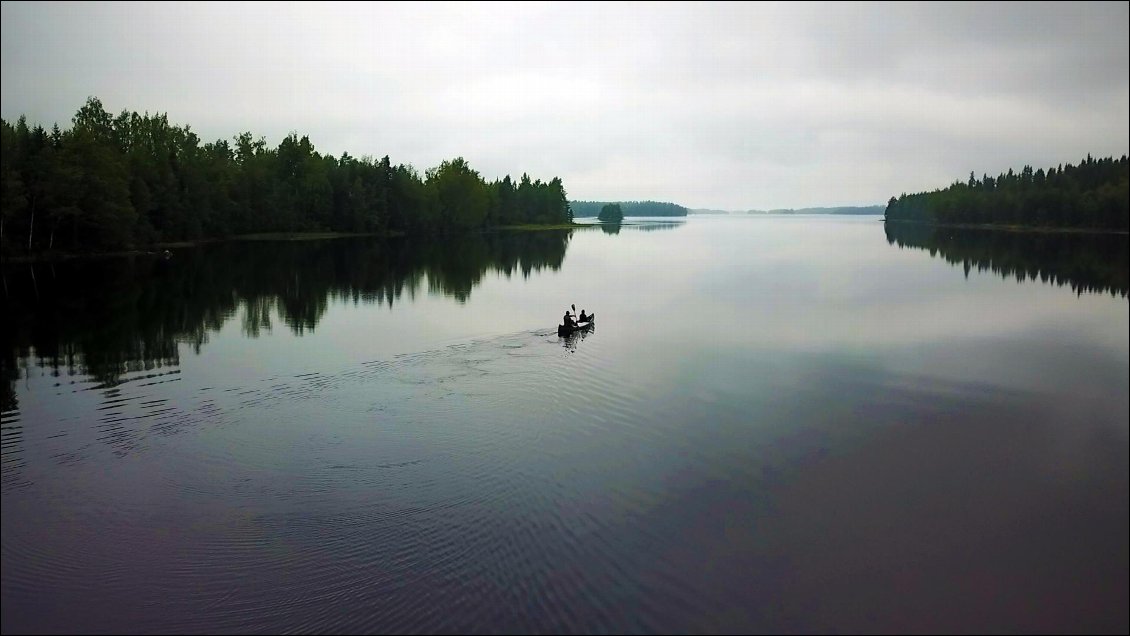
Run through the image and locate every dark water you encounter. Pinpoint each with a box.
[2,216,1127,634]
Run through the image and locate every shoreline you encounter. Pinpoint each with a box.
[882,218,1129,236]
[0,224,595,263]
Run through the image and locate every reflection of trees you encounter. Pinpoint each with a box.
[2,231,572,389]
[628,220,683,232]
[561,324,595,352]
[597,220,683,235]
[1,347,18,413]
[885,222,1128,298]
[421,230,568,302]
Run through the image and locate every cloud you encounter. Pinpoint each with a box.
[2,1,1126,209]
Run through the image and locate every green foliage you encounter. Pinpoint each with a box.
[427,157,489,230]
[884,156,1129,231]
[495,173,571,226]
[598,203,624,223]
[1,97,574,254]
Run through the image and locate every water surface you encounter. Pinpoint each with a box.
[3,216,1127,633]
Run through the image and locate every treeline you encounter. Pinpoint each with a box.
[569,200,688,217]
[885,221,1127,299]
[757,206,884,215]
[0,97,573,254]
[884,155,1128,230]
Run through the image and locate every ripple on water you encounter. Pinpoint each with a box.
[4,328,692,633]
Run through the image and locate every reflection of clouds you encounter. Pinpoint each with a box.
[687,276,1127,352]
[749,358,1128,633]
[567,217,1128,400]
[632,217,1128,349]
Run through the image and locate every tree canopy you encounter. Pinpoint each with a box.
[598,203,624,223]
[1,97,575,254]
[884,155,1128,231]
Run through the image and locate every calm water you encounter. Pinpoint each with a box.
[3,216,1127,633]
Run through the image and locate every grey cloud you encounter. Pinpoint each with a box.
[2,1,1126,210]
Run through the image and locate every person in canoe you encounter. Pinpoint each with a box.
[578,309,589,323]
[563,310,576,328]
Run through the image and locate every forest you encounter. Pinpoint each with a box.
[1,97,574,254]
[884,155,1128,231]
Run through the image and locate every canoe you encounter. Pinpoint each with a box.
[558,313,595,336]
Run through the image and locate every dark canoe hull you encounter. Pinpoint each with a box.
[558,314,595,337]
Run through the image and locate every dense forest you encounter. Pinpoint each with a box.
[884,155,1128,230]
[570,200,687,217]
[0,97,573,255]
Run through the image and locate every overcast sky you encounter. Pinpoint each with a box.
[2,2,1127,210]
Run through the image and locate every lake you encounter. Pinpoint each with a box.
[3,216,1127,633]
